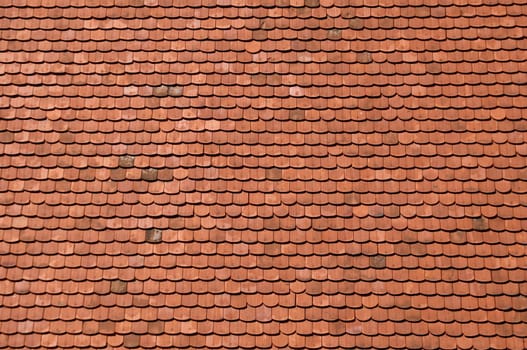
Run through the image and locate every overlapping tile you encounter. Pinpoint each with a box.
[0,0,526,349]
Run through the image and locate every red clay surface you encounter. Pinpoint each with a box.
[0,0,526,349]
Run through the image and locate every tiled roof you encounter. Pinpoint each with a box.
[1,0,527,348]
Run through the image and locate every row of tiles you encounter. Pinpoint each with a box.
[0,167,506,183]
[3,238,524,257]
[1,237,525,256]
[0,3,510,14]
[0,253,526,272]
[3,97,526,110]
[3,86,527,99]
[0,314,522,330]
[2,56,526,70]
[0,113,527,125]
[2,52,527,66]
[6,277,525,296]
[1,199,526,217]
[0,129,527,142]
[0,172,526,186]
[2,77,526,90]
[2,332,525,349]
[2,118,525,133]
[1,216,525,231]
[3,70,526,86]
[0,89,527,102]
[2,146,525,160]
[2,192,524,209]
[1,27,526,42]
[3,0,526,8]
[1,286,524,305]
[2,36,525,52]
[2,179,524,194]
[0,114,523,129]
[0,314,525,331]
[1,17,526,33]
[0,239,525,258]
[0,280,523,295]
[0,0,524,17]
[0,261,519,283]
[1,264,524,282]
[1,227,525,243]
[7,73,523,87]
[0,107,525,120]
[3,58,524,74]
[1,52,524,67]
[0,286,525,307]
[1,156,525,170]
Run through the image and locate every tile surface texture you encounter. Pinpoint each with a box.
[0,0,526,349]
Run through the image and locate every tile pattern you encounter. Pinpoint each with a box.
[1,0,527,349]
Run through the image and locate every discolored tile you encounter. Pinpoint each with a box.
[349,18,364,30]
[290,109,305,121]
[253,30,267,40]
[370,255,386,269]
[304,0,319,7]
[123,334,140,348]
[426,62,442,74]
[265,167,282,180]
[119,155,135,168]
[168,86,183,97]
[356,52,373,64]
[141,168,158,181]
[327,29,342,40]
[14,281,30,294]
[111,280,128,294]
[145,228,162,243]
[152,85,169,97]
[473,216,489,231]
